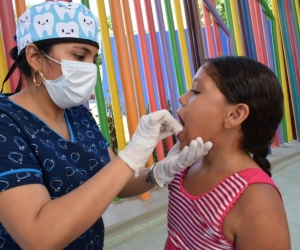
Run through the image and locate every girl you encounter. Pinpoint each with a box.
[162,56,290,249]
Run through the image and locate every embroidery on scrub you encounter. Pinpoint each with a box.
[95,235,100,245]
[86,240,94,250]
[24,125,38,139]
[31,114,40,122]
[0,134,6,142]
[81,118,90,128]
[9,124,21,133]
[73,122,80,128]
[0,226,8,235]
[65,167,75,179]
[87,111,93,120]
[66,184,74,193]
[57,139,68,149]
[0,178,9,191]
[18,110,28,120]
[50,177,63,192]
[16,172,31,182]
[66,108,79,117]
[0,102,11,107]
[99,141,106,149]
[55,151,66,160]
[0,114,13,122]
[78,168,87,176]
[79,231,87,239]
[9,112,20,120]
[30,153,38,163]
[31,143,39,155]
[70,152,80,163]
[78,132,85,141]
[89,227,94,233]
[8,152,23,164]
[93,124,100,132]
[40,125,52,134]
[0,236,5,248]
[89,159,98,170]
[89,144,97,153]
[13,136,27,150]
[99,157,108,165]
[86,131,95,139]
[40,139,55,150]
[43,159,55,171]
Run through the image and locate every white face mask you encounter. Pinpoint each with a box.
[42,53,97,109]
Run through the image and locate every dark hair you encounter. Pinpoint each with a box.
[1,44,54,94]
[203,56,283,177]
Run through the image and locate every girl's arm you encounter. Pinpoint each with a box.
[233,184,290,250]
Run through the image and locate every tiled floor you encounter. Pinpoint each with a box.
[105,160,300,250]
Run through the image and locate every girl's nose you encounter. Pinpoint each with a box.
[178,92,189,106]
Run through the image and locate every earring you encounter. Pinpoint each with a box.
[33,71,44,87]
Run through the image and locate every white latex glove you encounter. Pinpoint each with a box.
[153,137,213,187]
[118,110,183,176]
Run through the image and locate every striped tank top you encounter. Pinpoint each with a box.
[165,168,280,250]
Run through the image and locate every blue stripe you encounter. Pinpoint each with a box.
[65,113,75,143]
[0,169,42,178]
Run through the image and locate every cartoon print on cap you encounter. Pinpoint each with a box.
[19,9,31,35]
[78,12,95,38]
[35,3,51,13]
[19,33,32,51]
[54,2,79,20]
[56,22,79,38]
[33,12,54,38]
[16,2,99,54]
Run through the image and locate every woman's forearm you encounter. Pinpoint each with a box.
[0,157,133,250]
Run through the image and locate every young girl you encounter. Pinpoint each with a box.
[164,56,290,249]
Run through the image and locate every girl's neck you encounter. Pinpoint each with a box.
[200,143,259,175]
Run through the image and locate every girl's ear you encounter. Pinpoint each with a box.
[224,104,249,129]
[25,44,43,72]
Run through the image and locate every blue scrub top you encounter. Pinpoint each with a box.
[0,94,110,249]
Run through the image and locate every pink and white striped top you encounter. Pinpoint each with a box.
[165,168,280,250]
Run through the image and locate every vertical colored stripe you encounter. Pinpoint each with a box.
[14,0,26,18]
[240,0,257,60]
[133,0,165,161]
[182,0,197,73]
[230,0,243,55]
[143,0,173,151]
[271,0,293,141]
[173,0,193,89]
[0,29,10,93]
[96,0,126,150]
[154,0,179,120]
[164,0,185,95]
[211,0,223,56]
[203,0,235,55]
[277,0,300,138]
[224,0,237,55]
[0,0,20,92]
[202,2,216,58]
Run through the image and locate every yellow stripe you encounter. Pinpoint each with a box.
[0,30,10,93]
[173,0,192,89]
[96,0,126,150]
[230,0,244,55]
[272,0,294,141]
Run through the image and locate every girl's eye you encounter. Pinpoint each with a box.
[191,89,200,95]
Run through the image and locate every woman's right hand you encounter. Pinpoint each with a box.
[118,110,182,176]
